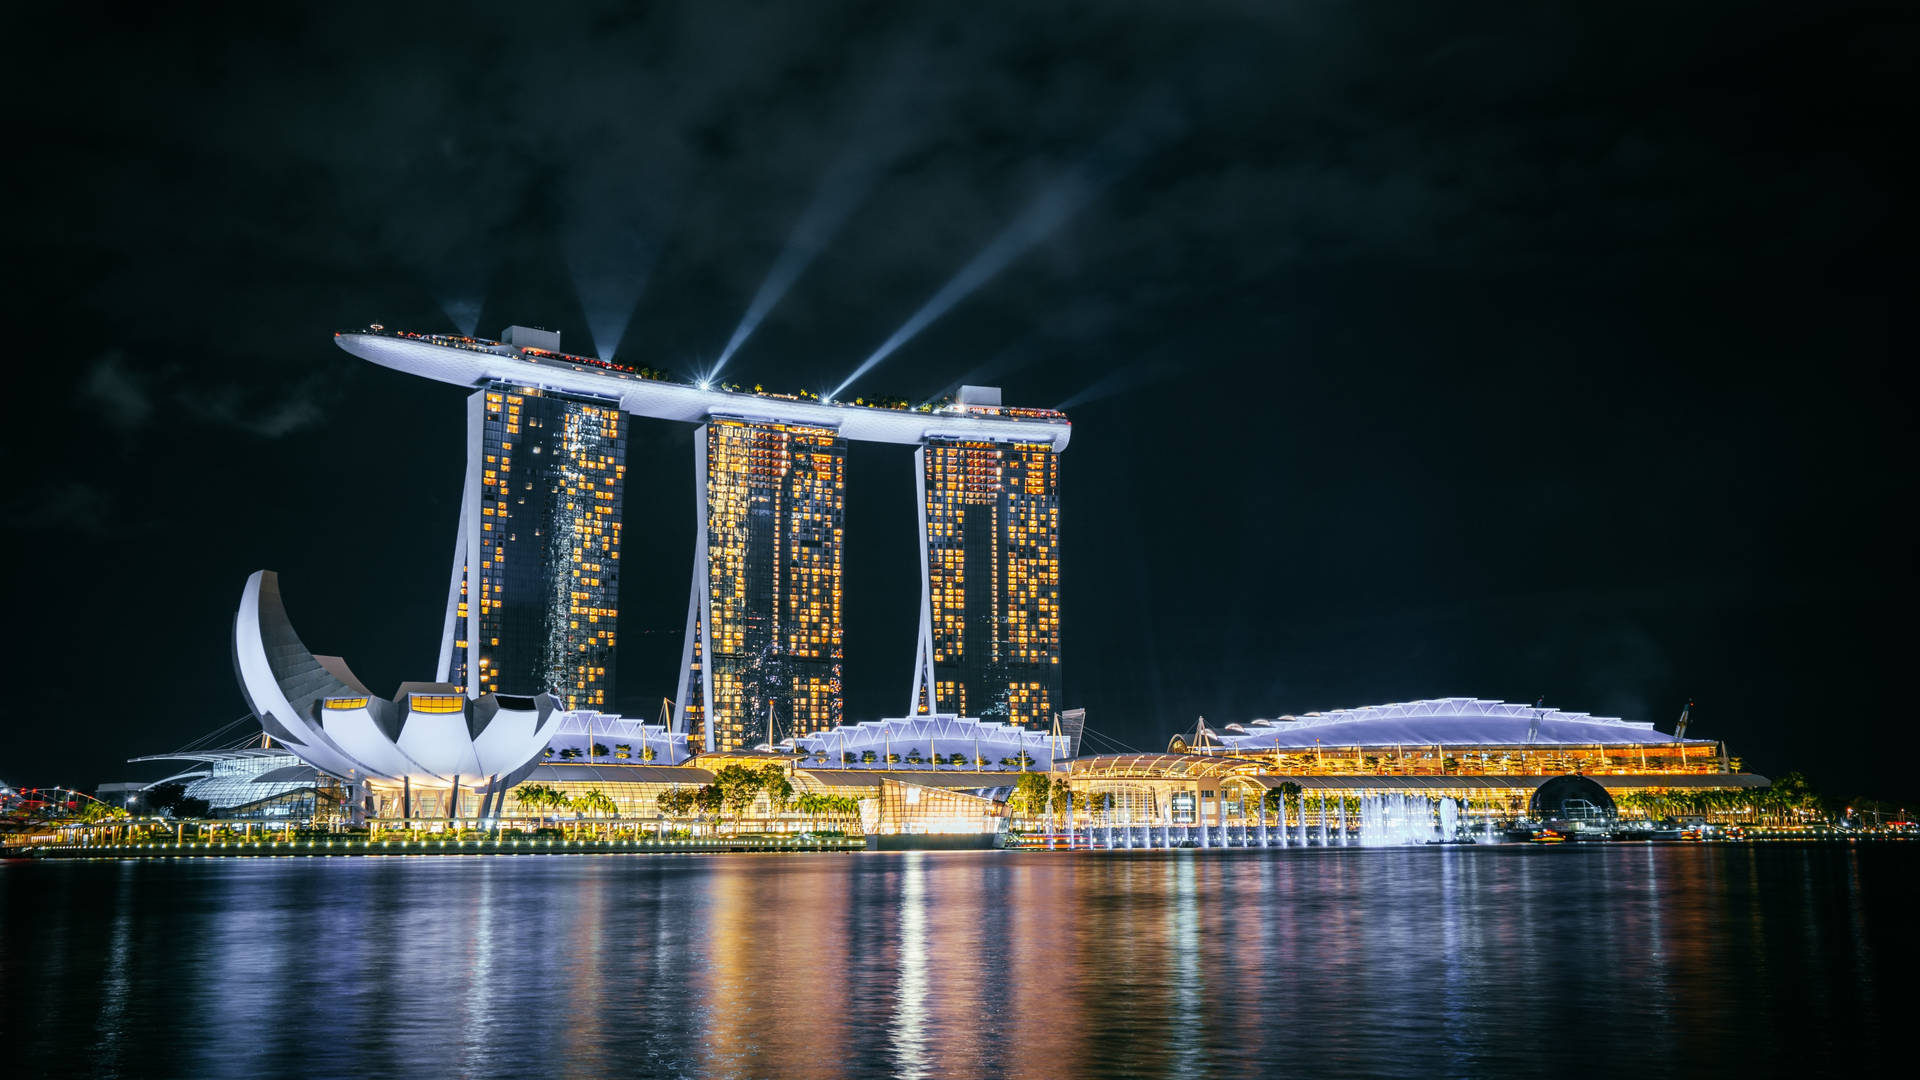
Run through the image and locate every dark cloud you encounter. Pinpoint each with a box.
[185,372,333,439]
[7,483,116,536]
[76,351,334,440]
[81,352,154,429]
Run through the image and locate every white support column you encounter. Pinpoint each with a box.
[909,445,937,714]
[461,387,487,698]
[672,425,715,751]
[435,480,473,685]
[672,575,700,736]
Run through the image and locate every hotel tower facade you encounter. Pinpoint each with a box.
[334,327,1069,737]
[909,420,1061,729]
[430,329,629,708]
[675,418,847,752]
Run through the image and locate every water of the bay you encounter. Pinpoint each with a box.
[1,844,1909,1078]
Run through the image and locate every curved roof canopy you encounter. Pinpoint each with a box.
[1069,753,1264,779]
[1212,698,1695,750]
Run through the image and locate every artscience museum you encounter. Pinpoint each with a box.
[234,569,570,817]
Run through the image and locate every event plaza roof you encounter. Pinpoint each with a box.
[781,715,1070,767]
[545,712,691,765]
[1211,698,1700,750]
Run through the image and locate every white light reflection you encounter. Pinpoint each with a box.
[458,864,499,1076]
[1167,857,1202,1074]
[87,864,136,1076]
[891,854,931,1079]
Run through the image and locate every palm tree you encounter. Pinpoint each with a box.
[833,795,861,831]
[79,800,127,824]
[578,788,617,836]
[552,790,579,837]
[512,784,551,827]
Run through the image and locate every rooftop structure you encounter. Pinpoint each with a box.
[335,327,1071,450]
[778,714,1070,770]
[542,711,691,765]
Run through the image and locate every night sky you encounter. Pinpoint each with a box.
[8,2,1909,800]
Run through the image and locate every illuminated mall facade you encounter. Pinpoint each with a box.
[1064,698,1762,834]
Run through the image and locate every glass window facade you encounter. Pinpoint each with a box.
[918,438,1060,729]
[873,779,1005,835]
[453,381,626,708]
[683,419,845,751]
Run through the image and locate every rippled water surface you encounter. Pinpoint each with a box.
[2,845,1910,1078]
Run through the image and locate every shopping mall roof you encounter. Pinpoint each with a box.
[1213,698,1704,750]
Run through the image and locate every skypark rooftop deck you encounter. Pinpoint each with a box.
[335,326,1072,449]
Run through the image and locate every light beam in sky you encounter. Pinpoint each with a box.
[833,96,1182,399]
[440,296,482,338]
[833,174,1090,400]
[710,154,882,380]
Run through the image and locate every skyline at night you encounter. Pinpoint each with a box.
[6,6,1913,1076]
[6,1,1906,804]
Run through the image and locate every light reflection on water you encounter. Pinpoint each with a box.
[2,846,1910,1079]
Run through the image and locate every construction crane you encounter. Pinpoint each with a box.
[1673,701,1693,740]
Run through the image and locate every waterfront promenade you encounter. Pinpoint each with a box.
[13,825,1908,860]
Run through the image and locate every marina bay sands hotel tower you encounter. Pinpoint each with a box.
[336,325,1070,752]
